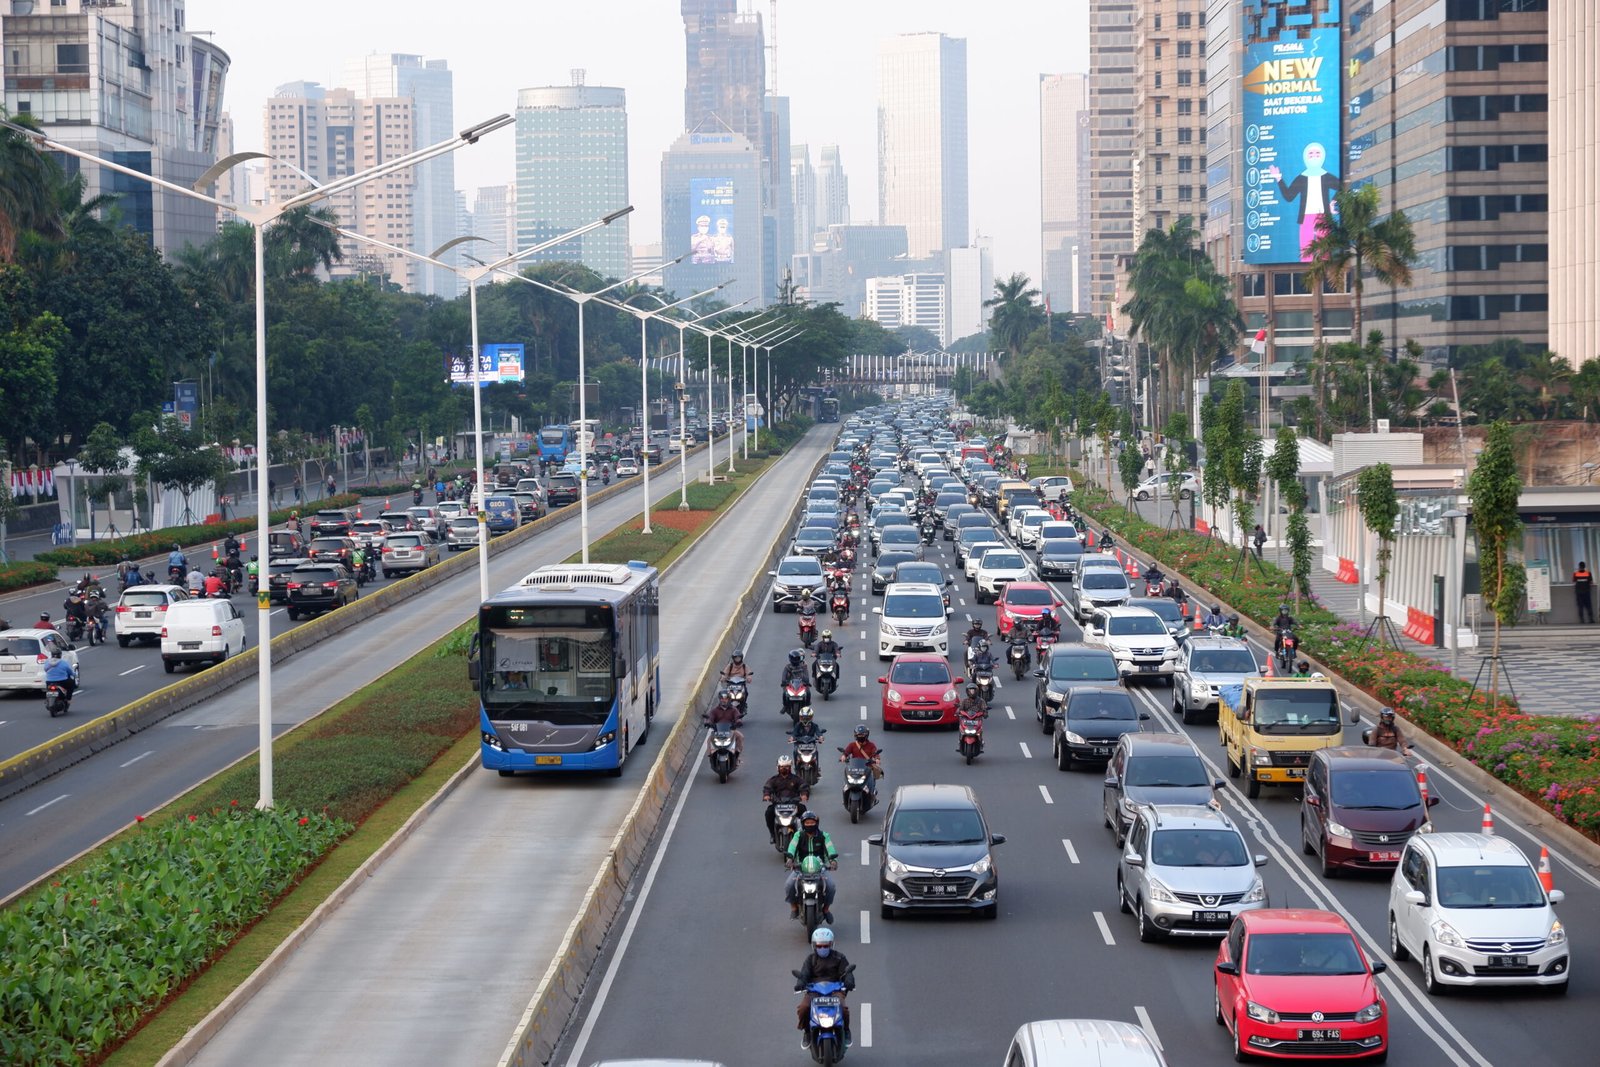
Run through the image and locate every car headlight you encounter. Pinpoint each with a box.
[1147,878,1178,904]
[886,856,909,876]
[1251,749,1272,766]
[1245,1000,1280,1025]
[1431,920,1464,948]
[1326,819,1352,841]
[1064,730,1086,744]
[1190,679,1209,696]
[1243,878,1267,903]
[942,689,957,703]
[1354,1001,1384,1023]
[886,689,902,704]
[1112,648,1133,660]
[880,622,898,637]
[932,622,947,636]
[970,855,992,875]
[1548,919,1566,946]
[1046,689,1065,704]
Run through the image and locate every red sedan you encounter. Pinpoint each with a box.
[1214,909,1389,1061]
[879,653,962,728]
[995,581,1059,637]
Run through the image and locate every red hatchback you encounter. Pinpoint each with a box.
[879,653,962,728]
[995,581,1059,636]
[1214,909,1389,1061]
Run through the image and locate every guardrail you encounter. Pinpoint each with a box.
[0,448,710,802]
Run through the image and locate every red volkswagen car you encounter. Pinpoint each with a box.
[879,653,962,728]
[995,581,1059,637]
[1214,909,1389,1061]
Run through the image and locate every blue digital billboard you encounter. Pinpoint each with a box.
[444,344,525,388]
[688,177,736,266]
[1241,22,1342,265]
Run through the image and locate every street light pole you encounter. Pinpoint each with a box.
[672,298,751,506]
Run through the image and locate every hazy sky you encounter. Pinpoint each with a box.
[194,0,1090,286]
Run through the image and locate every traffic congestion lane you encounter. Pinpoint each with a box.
[0,432,758,899]
[178,429,823,1067]
[560,465,1572,1065]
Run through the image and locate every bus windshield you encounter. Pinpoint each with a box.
[540,429,566,444]
[483,627,615,721]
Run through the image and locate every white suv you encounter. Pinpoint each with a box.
[1388,832,1569,994]
[1084,606,1180,681]
[974,547,1034,604]
[873,582,949,660]
[114,584,191,646]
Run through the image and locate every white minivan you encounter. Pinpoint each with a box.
[160,599,247,673]
[1002,1019,1167,1067]
[873,582,949,660]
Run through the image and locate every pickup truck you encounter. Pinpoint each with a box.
[1218,676,1350,798]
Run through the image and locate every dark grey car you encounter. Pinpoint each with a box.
[1052,687,1149,769]
[1033,643,1123,733]
[868,784,1005,920]
[1102,732,1224,845]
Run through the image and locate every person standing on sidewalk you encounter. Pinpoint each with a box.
[1575,561,1596,623]
[1252,524,1267,559]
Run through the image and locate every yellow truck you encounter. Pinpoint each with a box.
[1218,676,1350,798]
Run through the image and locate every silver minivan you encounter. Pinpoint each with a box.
[1117,804,1269,941]
[445,515,482,551]
[381,531,441,576]
[1003,1019,1168,1067]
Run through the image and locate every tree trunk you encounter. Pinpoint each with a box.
[1488,548,1504,712]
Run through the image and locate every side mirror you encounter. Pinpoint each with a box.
[467,659,480,683]
[989,833,1006,845]
[1215,960,1239,976]
[877,677,887,684]
[1549,889,1565,904]
[1370,960,1388,975]
[1404,889,1426,906]
[1254,854,1269,868]
[767,570,777,577]
[866,834,884,847]
[1138,712,1151,721]
[954,677,965,685]
[1349,709,1361,724]
[1305,795,1321,808]
[1032,669,1046,678]
[1213,779,1226,791]
[1104,775,1119,787]
[872,607,883,615]
[1426,794,1441,807]
[1124,852,1145,868]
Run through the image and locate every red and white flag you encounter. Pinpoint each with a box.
[1104,303,1116,339]
[1250,329,1267,357]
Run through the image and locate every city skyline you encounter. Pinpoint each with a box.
[191,0,1091,294]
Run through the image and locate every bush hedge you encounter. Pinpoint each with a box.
[0,562,62,597]
[1076,488,1600,840]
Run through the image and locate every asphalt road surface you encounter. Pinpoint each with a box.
[0,440,746,900]
[557,468,1592,1066]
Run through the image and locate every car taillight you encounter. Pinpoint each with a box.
[36,653,47,664]
[382,546,392,553]
[323,583,339,591]
[158,603,169,611]
[160,628,168,639]
[286,582,300,590]
[211,625,223,636]
[116,605,129,614]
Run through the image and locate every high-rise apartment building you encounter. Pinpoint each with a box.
[946,240,995,346]
[340,53,458,298]
[264,82,419,291]
[791,144,818,252]
[1,0,229,255]
[515,73,630,279]
[1347,0,1549,364]
[877,32,970,259]
[1040,73,1090,314]
[1089,0,1137,317]
[816,144,851,228]
[764,94,794,298]
[471,184,516,266]
[661,128,764,310]
[1132,1,1209,239]
[865,272,947,341]
[1546,0,1595,368]
[791,223,908,316]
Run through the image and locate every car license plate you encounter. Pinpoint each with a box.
[1194,910,1231,924]
[1486,954,1528,968]
[1,664,19,672]
[1286,768,1304,779]
[136,611,151,619]
[1298,1029,1341,1041]
[1093,746,1110,756]
[180,642,201,650]
[1368,850,1401,863]
[1138,664,1159,672]
[937,884,959,895]
[534,755,562,766]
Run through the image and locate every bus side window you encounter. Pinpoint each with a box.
[467,632,480,683]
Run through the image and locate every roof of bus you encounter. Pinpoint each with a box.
[485,562,657,606]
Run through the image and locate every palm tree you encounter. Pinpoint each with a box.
[1300,184,1416,342]
[984,273,1044,360]
[1521,350,1572,420]
[0,113,66,263]
[266,206,344,278]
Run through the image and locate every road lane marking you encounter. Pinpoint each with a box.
[1134,1006,1163,1050]
[859,909,871,944]
[858,650,866,661]
[26,794,69,816]
[1038,784,1053,804]
[119,751,153,768]
[1062,838,1079,864]
[1019,742,1033,759]
[860,706,868,720]
[861,839,871,866]
[859,676,867,688]
[1093,910,1115,945]
[860,1002,872,1048]
[270,608,284,617]
[858,630,866,640]
[1005,704,1015,720]
[118,665,145,677]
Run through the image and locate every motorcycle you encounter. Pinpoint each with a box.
[794,970,855,1064]
[1144,578,1166,597]
[65,614,88,643]
[708,724,739,783]
[792,860,830,936]
[958,710,985,764]
[919,521,935,545]
[782,677,812,723]
[1006,633,1031,680]
[840,751,878,824]
[412,487,424,505]
[1276,629,1299,674]
[798,612,818,649]
[168,563,187,583]
[830,591,850,625]
[772,800,802,854]
[813,653,839,700]
[972,665,996,705]
[1034,627,1056,661]
[793,739,822,787]
[725,676,749,718]
[45,681,72,717]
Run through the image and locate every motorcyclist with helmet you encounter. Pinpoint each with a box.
[245,554,261,593]
[186,567,205,595]
[794,927,854,1048]
[957,682,989,720]
[812,629,843,677]
[781,649,811,689]
[1223,613,1248,640]
[1271,603,1297,656]
[787,704,827,747]
[35,611,56,632]
[785,810,839,922]
[62,593,89,636]
[43,648,76,703]
[1203,603,1227,631]
[167,544,188,580]
[762,755,810,841]
[1142,562,1165,595]
[720,649,754,685]
[1367,707,1412,754]
[969,635,996,675]
[703,687,744,756]
[963,617,989,649]
[1034,608,1060,645]
[839,725,883,798]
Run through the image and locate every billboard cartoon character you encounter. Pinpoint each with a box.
[1266,142,1340,259]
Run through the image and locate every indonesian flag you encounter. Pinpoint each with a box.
[1105,303,1115,339]
[1250,329,1267,357]
[1044,295,1052,317]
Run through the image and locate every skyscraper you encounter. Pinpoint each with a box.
[682,0,766,150]
[340,54,458,298]
[1040,73,1089,313]
[472,184,516,266]
[1549,0,1598,367]
[877,32,970,259]
[791,144,818,253]
[661,127,764,310]
[1,0,229,255]
[515,72,630,279]
[1089,0,1136,317]
[1132,1,1209,239]
[816,144,852,228]
[946,239,995,346]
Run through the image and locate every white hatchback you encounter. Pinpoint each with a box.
[0,629,80,692]
[114,585,192,646]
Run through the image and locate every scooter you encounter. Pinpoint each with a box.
[958,709,986,764]
[1006,633,1031,679]
[725,676,749,718]
[44,681,72,717]
[793,969,855,1064]
[919,521,935,545]
[830,591,850,625]
[412,488,424,506]
[708,724,739,783]
[798,612,818,649]
[839,751,878,824]
[772,801,802,854]
[791,861,831,937]
[793,739,822,787]
[1034,627,1056,661]
[1276,629,1299,675]
[971,665,996,704]
[782,678,812,723]
[813,653,839,700]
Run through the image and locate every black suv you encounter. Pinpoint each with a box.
[285,564,358,619]
[307,509,352,537]
[546,473,581,507]
[868,784,1005,920]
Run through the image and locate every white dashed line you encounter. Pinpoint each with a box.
[118,664,145,676]
[859,675,867,688]
[858,650,866,661]
[1062,838,1079,863]
[26,794,69,816]
[859,909,871,944]
[860,1003,873,1048]
[1134,1006,1164,1050]
[120,750,154,768]
[1038,784,1054,804]
[1005,705,1016,720]
[1093,911,1116,945]
[858,630,866,640]
[861,839,871,866]
[860,706,867,720]
[1019,742,1033,759]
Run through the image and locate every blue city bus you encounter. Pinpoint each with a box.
[470,561,659,776]
[538,424,570,465]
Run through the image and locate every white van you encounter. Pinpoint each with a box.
[873,582,949,660]
[1003,1019,1167,1067]
[160,599,247,673]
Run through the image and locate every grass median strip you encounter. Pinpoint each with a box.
[2,435,801,1067]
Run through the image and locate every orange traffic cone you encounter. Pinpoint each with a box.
[211,543,219,560]
[1537,847,1554,892]
[385,497,392,510]
[1193,613,1206,631]
[1263,655,1275,677]
[239,538,247,553]
[1180,600,1192,619]
[1085,529,1095,549]
[1416,764,1430,808]
[1481,803,1495,836]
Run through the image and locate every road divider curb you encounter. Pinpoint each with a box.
[0,448,709,802]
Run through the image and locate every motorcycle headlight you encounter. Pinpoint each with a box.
[1355,1001,1384,1023]
[1064,730,1086,744]
[1147,878,1178,904]
[886,856,909,876]
[1326,819,1352,841]
[1244,878,1267,904]
[1431,920,1464,948]
[1245,1000,1280,1025]
[942,689,957,703]
[970,855,992,875]
[886,689,903,704]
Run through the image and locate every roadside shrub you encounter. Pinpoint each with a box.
[0,562,60,596]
